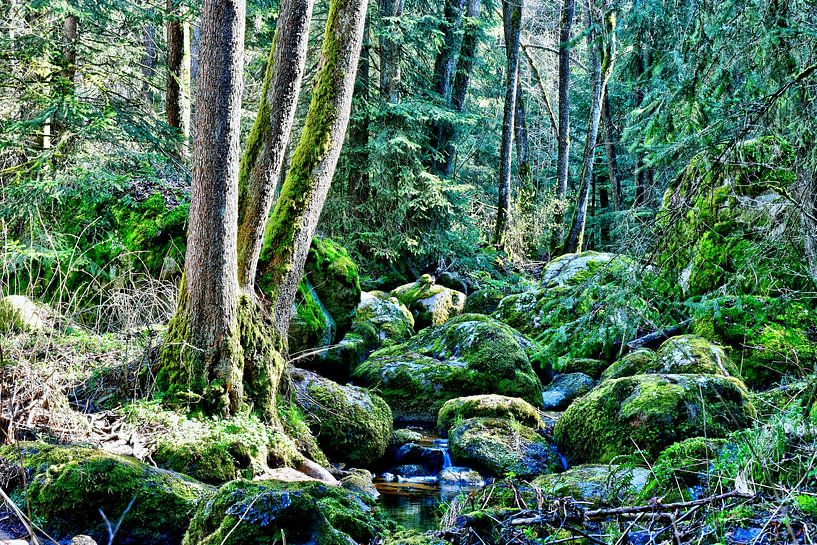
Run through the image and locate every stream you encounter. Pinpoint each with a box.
[373,431,489,531]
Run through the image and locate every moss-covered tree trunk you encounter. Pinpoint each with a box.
[166,0,191,140]
[602,93,620,211]
[257,0,368,339]
[236,0,315,290]
[492,0,522,248]
[514,81,532,194]
[158,0,250,416]
[555,0,574,200]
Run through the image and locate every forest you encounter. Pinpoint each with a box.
[0,0,816,543]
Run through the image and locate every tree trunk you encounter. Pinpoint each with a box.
[236,0,315,290]
[632,42,649,207]
[166,0,191,139]
[493,0,522,247]
[442,0,482,176]
[564,0,615,254]
[348,19,371,203]
[158,0,251,417]
[428,0,466,175]
[257,0,368,340]
[379,0,404,104]
[62,15,78,88]
[515,80,532,194]
[602,92,620,211]
[142,22,157,107]
[522,44,557,138]
[555,0,574,199]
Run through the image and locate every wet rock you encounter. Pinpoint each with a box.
[341,468,380,499]
[439,467,485,487]
[395,443,445,473]
[392,464,434,478]
[540,373,595,410]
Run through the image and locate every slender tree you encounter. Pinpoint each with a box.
[564,0,616,254]
[257,0,369,338]
[236,0,315,290]
[514,81,532,193]
[555,0,575,198]
[166,0,191,139]
[493,0,522,247]
[602,93,621,210]
[379,0,405,104]
[348,19,371,203]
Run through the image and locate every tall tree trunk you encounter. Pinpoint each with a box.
[166,0,191,139]
[236,0,315,290]
[428,0,466,175]
[52,13,78,139]
[602,92,620,211]
[257,0,368,339]
[142,22,157,107]
[632,40,649,207]
[379,0,404,104]
[158,0,249,417]
[492,0,522,247]
[515,80,532,194]
[564,0,615,254]
[442,0,482,176]
[522,44,557,137]
[555,0,574,199]
[348,19,371,203]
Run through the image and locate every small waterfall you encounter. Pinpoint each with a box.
[441,448,452,469]
[433,439,453,470]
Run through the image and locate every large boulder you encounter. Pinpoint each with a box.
[554,374,755,464]
[0,442,211,545]
[290,368,392,465]
[390,274,465,329]
[533,464,650,506]
[437,394,543,434]
[304,236,362,336]
[540,251,617,286]
[0,295,51,333]
[540,373,595,411]
[183,479,388,545]
[352,314,543,423]
[448,417,561,478]
[288,279,336,356]
[464,288,505,315]
[601,336,738,381]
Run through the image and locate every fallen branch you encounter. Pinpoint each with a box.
[622,318,694,352]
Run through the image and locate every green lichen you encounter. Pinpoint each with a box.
[554,374,755,464]
[0,442,212,544]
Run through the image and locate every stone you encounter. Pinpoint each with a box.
[540,373,595,410]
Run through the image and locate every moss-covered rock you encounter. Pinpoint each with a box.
[751,381,808,419]
[561,358,608,379]
[390,275,466,329]
[352,314,543,423]
[288,278,336,357]
[449,417,561,478]
[639,437,728,501]
[540,373,595,411]
[601,336,738,381]
[0,442,211,545]
[384,531,449,545]
[290,368,392,465]
[540,251,617,287]
[554,374,755,464]
[437,394,543,434]
[0,295,50,333]
[533,464,650,506]
[658,137,806,296]
[304,236,362,336]
[691,295,817,388]
[183,479,390,545]
[464,288,505,315]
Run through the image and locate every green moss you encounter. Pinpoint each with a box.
[305,236,362,335]
[384,530,449,545]
[288,278,336,354]
[448,417,560,478]
[437,395,542,434]
[183,479,392,545]
[464,288,505,315]
[600,348,657,381]
[639,437,727,501]
[554,374,755,464]
[352,314,542,423]
[533,464,650,506]
[0,442,211,544]
[602,336,738,380]
[390,278,466,329]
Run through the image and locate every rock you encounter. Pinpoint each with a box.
[436,271,470,294]
[290,368,392,465]
[439,467,485,487]
[533,464,650,506]
[310,292,415,380]
[554,374,755,464]
[255,468,327,484]
[0,442,211,545]
[437,394,543,434]
[390,275,466,329]
[540,251,617,287]
[341,468,379,499]
[288,278,336,356]
[562,358,608,379]
[601,337,738,380]
[640,437,727,500]
[464,288,505,315]
[752,380,808,419]
[298,458,339,484]
[183,479,388,545]
[304,236,362,336]
[395,443,445,473]
[600,348,658,381]
[449,417,561,478]
[393,428,424,444]
[540,373,595,410]
[393,464,434,477]
[0,295,49,333]
[69,537,98,545]
[352,314,543,423]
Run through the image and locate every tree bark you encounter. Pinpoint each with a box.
[564,0,615,254]
[492,0,522,247]
[442,0,482,176]
[348,19,371,203]
[632,40,651,207]
[379,0,404,104]
[257,0,368,340]
[158,0,248,416]
[166,0,191,139]
[555,0,574,199]
[602,92,620,211]
[236,0,315,290]
[62,15,78,88]
[515,80,532,193]
[142,22,157,107]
